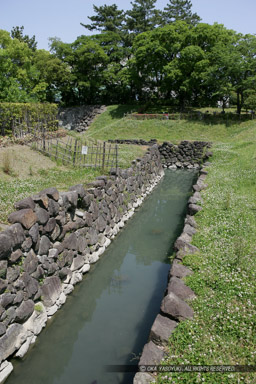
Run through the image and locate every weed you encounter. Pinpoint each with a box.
[2,151,16,176]
[34,303,43,313]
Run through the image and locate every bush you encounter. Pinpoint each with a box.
[0,102,58,137]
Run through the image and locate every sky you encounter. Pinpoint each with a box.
[0,0,255,50]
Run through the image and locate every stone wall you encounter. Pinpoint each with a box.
[158,141,212,169]
[108,139,157,146]
[133,164,211,384]
[58,105,106,132]
[0,145,163,383]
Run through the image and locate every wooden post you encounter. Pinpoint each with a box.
[115,144,118,170]
[102,141,106,170]
[55,140,58,160]
[73,139,78,166]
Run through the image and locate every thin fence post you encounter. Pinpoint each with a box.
[102,141,106,170]
[73,139,78,166]
[115,144,118,170]
[55,140,58,160]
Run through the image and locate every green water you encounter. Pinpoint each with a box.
[6,170,197,384]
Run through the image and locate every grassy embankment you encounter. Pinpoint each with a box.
[0,108,145,225]
[85,106,256,383]
[0,105,255,381]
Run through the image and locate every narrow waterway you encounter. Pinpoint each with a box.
[6,169,197,384]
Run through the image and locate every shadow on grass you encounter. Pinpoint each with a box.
[108,104,138,120]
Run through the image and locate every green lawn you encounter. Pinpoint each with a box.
[84,105,256,144]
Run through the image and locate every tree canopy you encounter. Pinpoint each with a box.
[1,1,256,113]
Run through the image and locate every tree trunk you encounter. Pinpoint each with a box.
[237,91,241,114]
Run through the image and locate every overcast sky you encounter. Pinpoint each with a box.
[1,0,255,50]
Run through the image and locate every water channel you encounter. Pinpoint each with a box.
[6,169,197,384]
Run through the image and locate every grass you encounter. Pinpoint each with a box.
[0,146,101,224]
[83,105,256,144]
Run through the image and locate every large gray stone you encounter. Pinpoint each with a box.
[169,262,193,279]
[71,256,85,271]
[48,199,60,216]
[29,223,39,244]
[61,191,78,207]
[95,215,107,233]
[183,224,196,237]
[188,204,203,215]
[86,228,98,246]
[0,280,7,294]
[23,303,47,335]
[38,236,51,256]
[167,277,196,300]
[8,209,37,229]
[43,218,56,233]
[23,250,38,275]
[21,236,33,252]
[0,323,27,363]
[63,233,77,251]
[9,249,23,264]
[0,233,12,260]
[174,237,199,255]
[8,223,26,248]
[69,184,86,198]
[133,372,155,384]
[0,361,13,383]
[14,197,35,211]
[18,273,39,299]
[185,215,197,228]
[41,276,62,307]
[150,314,177,346]
[32,193,49,209]
[6,265,21,283]
[0,323,6,337]
[14,300,34,323]
[0,261,7,279]
[40,187,59,201]
[139,341,164,366]
[1,306,17,326]
[35,208,50,225]
[0,224,25,260]
[82,194,93,209]
[0,293,15,309]
[161,292,194,321]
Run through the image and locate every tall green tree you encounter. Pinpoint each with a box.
[125,0,160,35]
[11,26,37,51]
[162,0,201,26]
[80,4,125,33]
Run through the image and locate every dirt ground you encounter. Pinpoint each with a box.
[0,145,58,180]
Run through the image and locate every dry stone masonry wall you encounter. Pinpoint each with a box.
[0,145,164,383]
[58,105,106,132]
[133,163,211,384]
[158,141,212,169]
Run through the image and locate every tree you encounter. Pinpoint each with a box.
[80,4,125,33]
[11,26,37,51]
[33,49,72,102]
[0,29,35,102]
[125,0,160,35]
[162,0,201,26]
